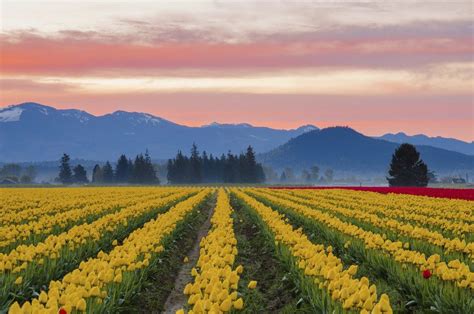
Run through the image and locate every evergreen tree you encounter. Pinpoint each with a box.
[115,154,130,183]
[92,164,103,183]
[131,152,159,184]
[189,143,202,183]
[165,144,264,184]
[132,154,145,183]
[244,146,257,182]
[58,153,72,184]
[144,151,159,184]
[387,143,429,187]
[102,161,115,183]
[73,164,88,183]
[223,151,237,183]
[201,151,210,182]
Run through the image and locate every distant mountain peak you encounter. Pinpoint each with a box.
[320,126,363,136]
[109,110,168,126]
[295,124,318,132]
[202,122,253,128]
[378,132,473,155]
[17,102,56,113]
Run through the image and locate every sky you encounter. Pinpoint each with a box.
[0,0,473,141]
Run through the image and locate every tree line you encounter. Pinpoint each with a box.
[54,142,432,186]
[167,144,265,184]
[58,151,159,184]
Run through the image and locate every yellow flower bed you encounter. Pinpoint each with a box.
[265,189,474,257]
[8,189,211,314]
[0,188,178,249]
[251,189,474,290]
[0,188,107,225]
[296,188,474,232]
[180,189,243,313]
[233,189,390,314]
[0,189,193,283]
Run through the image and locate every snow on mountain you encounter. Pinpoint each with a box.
[0,102,319,161]
[0,106,23,122]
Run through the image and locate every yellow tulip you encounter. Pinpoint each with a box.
[248,280,257,289]
[234,298,244,310]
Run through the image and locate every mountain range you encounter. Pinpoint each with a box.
[1,102,472,176]
[378,132,473,156]
[259,127,473,174]
[0,103,317,162]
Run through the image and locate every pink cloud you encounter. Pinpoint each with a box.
[1,32,472,75]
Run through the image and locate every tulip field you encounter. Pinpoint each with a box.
[1,187,473,313]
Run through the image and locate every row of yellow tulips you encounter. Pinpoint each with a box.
[232,189,391,314]
[0,189,196,309]
[180,189,243,314]
[292,189,473,236]
[8,189,212,314]
[269,189,473,257]
[251,189,473,290]
[0,189,177,251]
[0,188,112,225]
[305,188,474,225]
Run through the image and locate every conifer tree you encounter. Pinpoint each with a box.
[115,154,130,183]
[102,161,114,183]
[73,164,88,183]
[189,143,202,183]
[387,143,429,186]
[58,153,72,184]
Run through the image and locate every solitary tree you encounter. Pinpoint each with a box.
[73,164,88,183]
[58,153,72,184]
[387,143,429,187]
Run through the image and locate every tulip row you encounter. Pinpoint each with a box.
[265,189,474,258]
[251,188,474,290]
[290,188,474,237]
[180,189,243,313]
[0,189,177,251]
[8,189,212,314]
[0,188,110,225]
[0,189,195,309]
[231,189,390,314]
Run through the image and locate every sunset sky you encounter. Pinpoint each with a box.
[1,1,473,141]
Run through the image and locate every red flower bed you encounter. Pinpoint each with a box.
[268,186,474,201]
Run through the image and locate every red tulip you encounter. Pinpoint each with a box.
[422,269,431,279]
